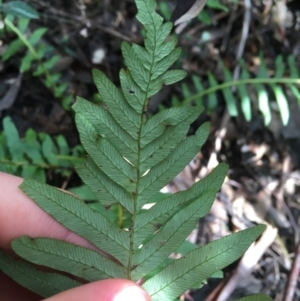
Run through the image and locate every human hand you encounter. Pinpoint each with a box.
[0,172,151,301]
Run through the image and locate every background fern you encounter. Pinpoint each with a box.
[0,116,84,181]
[157,0,300,126]
[1,10,74,109]
[164,54,300,126]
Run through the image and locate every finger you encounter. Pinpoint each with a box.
[0,172,91,250]
[44,279,151,301]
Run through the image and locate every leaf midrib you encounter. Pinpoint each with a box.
[128,3,159,280]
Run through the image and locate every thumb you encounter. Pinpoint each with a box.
[43,279,151,301]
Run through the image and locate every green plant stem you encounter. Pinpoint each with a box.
[55,155,84,162]
[182,77,300,104]
[5,18,35,58]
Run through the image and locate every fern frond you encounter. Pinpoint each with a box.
[0,117,83,180]
[180,54,300,126]
[1,1,267,300]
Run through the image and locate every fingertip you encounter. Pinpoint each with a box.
[44,279,151,301]
[112,282,151,301]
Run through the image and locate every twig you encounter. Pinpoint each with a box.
[0,74,22,112]
[233,0,251,80]
[283,239,300,301]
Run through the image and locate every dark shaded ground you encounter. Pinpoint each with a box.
[1,0,300,300]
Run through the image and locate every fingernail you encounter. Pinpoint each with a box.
[113,285,149,301]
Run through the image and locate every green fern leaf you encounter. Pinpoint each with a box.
[137,122,210,207]
[287,55,300,104]
[255,57,272,125]
[2,1,40,19]
[2,38,24,61]
[0,251,80,298]
[142,224,266,301]
[192,75,204,105]
[93,69,140,135]
[76,157,134,212]
[132,189,218,279]
[12,236,127,281]
[73,97,137,164]
[141,106,201,145]
[24,129,45,164]
[207,72,218,112]
[19,179,130,264]
[75,113,137,190]
[220,61,238,116]
[3,116,24,164]
[20,51,35,72]
[133,163,228,247]
[18,17,30,33]
[272,56,289,125]
[27,27,47,46]
[238,60,252,121]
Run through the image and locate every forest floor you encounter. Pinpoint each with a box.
[1,1,300,300]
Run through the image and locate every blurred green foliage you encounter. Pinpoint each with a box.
[0,116,84,181]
